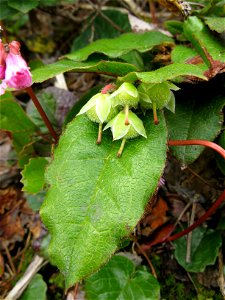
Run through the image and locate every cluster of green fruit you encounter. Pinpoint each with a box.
[77,81,179,157]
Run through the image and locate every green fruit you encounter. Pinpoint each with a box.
[104,110,147,140]
[109,82,139,108]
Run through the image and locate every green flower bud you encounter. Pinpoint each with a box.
[77,93,118,123]
[109,82,139,108]
[104,110,147,140]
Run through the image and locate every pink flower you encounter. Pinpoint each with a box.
[4,42,32,90]
[0,81,7,95]
[0,40,32,95]
[0,40,6,80]
[5,52,32,89]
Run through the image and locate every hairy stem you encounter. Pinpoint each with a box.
[152,102,159,125]
[96,123,103,145]
[26,87,58,144]
[124,105,130,125]
[117,138,126,158]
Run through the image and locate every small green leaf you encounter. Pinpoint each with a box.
[41,113,167,288]
[0,93,37,154]
[165,94,225,164]
[32,59,139,83]
[174,227,222,272]
[19,274,47,300]
[204,17,225,34]
[85,255,160,300]
[8,0,39,13]
[65,31,173,61]
[21,158,48,194]
[118,63,207,84]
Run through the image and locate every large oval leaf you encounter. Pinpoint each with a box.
[65,31,173,61]
[41,113,167,288]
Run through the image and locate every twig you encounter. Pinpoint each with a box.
[2,242,16,275]
[25,87,58,144]
[135,242,157,278]
[4,255,46,300]
[186,199,197,263]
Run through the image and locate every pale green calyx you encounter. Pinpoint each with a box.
[77,93,115,123]
[138,82,177,112]
[104,110,147,140]
[109,82,139,108]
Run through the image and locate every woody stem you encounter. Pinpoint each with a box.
[26,87,58,144]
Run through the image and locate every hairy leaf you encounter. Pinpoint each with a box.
[118,63,207,84]
[216,131,225,175]
[65,31,173,61]
[174,227,222,272]
[41,113,167,288]
[32,59,139,83]
[85,255,160,300]
[166,94,225,164]
[204,17,225,33]
[21,157,48,194]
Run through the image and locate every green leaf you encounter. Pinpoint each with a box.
[8,0,39,13]
[85,255,160,300]
[204,17,225,33]
[41,112,167,288]
[0,0,18,20]
[118,63,207,84]
[21,157,48,194]
[183,16,225,67]
[174,227,222,272]
[71,10,131,51]
[19,274,47,300]
[0,93,37,154]
[65,31,173,61]
[165,94,225,164]
[32,59,139,83]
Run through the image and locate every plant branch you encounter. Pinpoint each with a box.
[168,139,225,159]
[141,139,225,250]
[25,87,58,144]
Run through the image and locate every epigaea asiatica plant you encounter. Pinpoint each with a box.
[77,81,178,156]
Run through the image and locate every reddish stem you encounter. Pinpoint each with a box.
[26,87,58,144]
[168,139,225,159]
[141,139,225,250]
